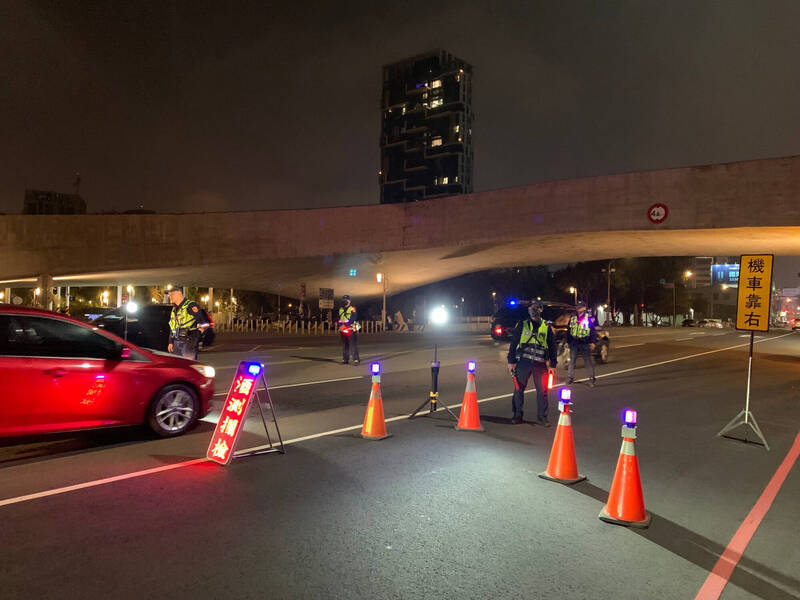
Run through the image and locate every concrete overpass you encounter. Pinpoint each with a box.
[2,155,800,301]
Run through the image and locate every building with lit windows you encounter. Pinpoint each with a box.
[379,49,474,203]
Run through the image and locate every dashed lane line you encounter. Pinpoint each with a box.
[213,375,364,396]
[0,332,792,509]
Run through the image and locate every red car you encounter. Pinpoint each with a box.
[0,306,215,438]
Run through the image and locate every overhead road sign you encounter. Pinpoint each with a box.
[319,287,334,310]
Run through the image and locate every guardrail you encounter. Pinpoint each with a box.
[216,319,385,335]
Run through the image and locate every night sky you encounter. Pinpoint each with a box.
[2,1,799,284]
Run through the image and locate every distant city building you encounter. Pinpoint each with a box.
[380,49,474,203]
[24,189,86,214]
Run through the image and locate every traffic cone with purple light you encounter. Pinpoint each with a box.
[361,362,391,440]
[538,388,586,484]
[599,409,651,528]
[455,361,484,432]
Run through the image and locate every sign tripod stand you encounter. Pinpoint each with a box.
[717,330,769,450]
[409,344,458,421]
[716,254,773,451]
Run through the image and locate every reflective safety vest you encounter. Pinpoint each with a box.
[519,319,549,362]
[339,305,359,331]
[169,300,199,336]
[569,315,591,339]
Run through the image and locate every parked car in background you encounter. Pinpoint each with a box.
[490,300,610,364]
[681,319,696,327]
[704,318,724,328]
[0,306,215,438]
[93,303,215,351]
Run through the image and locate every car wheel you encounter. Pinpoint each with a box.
[595,342,609,364]
[147,384,199,437]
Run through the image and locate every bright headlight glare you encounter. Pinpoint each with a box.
[192,365,216,378]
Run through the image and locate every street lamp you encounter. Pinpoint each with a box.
[601,261,616,306]
[569,286,577,305]
[377,272,387,331]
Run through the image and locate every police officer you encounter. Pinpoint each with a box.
[167,286,209,360]
[507,300,558,426]
[567,301,598,386]
[338,294,360,365]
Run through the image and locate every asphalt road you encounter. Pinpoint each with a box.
[2,327,799,599]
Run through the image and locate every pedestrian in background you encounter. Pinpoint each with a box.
[507,300,558,426]
[567,301,598,386]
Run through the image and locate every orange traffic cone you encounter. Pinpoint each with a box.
[455,362,484,432]
[538,388,585,484]
[361,363,391,440]
[599,409,650,528]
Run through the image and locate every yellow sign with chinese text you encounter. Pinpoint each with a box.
[735,254,773,331]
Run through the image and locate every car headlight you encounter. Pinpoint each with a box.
[191,365,216,378]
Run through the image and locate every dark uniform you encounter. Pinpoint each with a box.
[338,295,360,365]
[567,303,598,385]
[507,301,558,425]
[169,297,209,360]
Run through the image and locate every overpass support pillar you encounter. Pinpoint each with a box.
[3,287,10,304]
[37,274,53,310]
[208,287,213,310]
[117,285,123,307]
[66,286,70,309]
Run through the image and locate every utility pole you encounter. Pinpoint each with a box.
[602,260,616,306]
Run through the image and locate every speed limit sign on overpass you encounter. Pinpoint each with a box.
[647,203,669,224]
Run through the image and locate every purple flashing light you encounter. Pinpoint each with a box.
[370,362,381,375]
[560,388,572,401]
[623,409,637,426]
[466,360,476,373]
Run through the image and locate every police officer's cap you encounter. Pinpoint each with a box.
[576,300,587,308]
[529,300,543,310]
[342,294,351,300]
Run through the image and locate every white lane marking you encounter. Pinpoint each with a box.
[1,332,792,509]
[215,359,311,369]
[213,376,363,396]
[250,345,262,352]
[615,343,646,348]
[689,332,706,336]
[675,337,693,341]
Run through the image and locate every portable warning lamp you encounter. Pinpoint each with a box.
[623,409,637,427]
[370,362,381,376]
[466,360,476,373]
[560,388,572,402]
[247,363,263,376]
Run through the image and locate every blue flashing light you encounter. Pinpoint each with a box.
[349,268,357,277]
[560,388,572,401]
[247,363,262,376]
[466,360,476,373]
[508,298,518,307]
[370,362,381,375]
[623,409,637,426]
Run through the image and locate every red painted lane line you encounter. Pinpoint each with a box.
[694,431,800,600]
